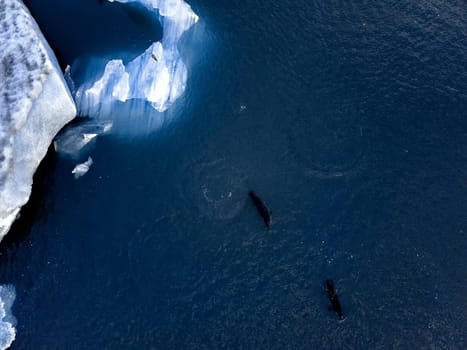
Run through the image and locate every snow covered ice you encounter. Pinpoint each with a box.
[0,285,16,350]
[73,0,199,118]
[0,0,77,239]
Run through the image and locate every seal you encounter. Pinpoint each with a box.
[248,191,272,228]
[326,279,344,320]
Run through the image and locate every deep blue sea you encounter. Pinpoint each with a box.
[1,0,466,348]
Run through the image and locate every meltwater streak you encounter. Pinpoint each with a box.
[71,0,198,123]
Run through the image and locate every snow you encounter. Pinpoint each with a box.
[0,285,16,350]
[0,0,77,239]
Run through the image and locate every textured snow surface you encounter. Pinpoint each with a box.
[0,0,76,239]
[73,0,198,117]
[0,285,16,350]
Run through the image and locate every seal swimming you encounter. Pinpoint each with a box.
[326,279,344,320]
[248,191,272,228]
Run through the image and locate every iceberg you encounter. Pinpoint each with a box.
[0,0,77,239]
[73,0,199,118]
[0,285,16,350]
[72,157,93,179]
[54,119,112,158]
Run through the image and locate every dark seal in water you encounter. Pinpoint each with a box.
[248,191,272,228]
[326,279,344,320]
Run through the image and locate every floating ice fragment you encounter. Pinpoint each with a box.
[72,157,93,179]
[54,120,112,158]
[0,284,16,350]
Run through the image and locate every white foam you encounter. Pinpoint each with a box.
[0,0,77,238]
[0,285,16,350]
[73,0,198,117]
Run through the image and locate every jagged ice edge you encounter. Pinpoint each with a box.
[73,0,199,117]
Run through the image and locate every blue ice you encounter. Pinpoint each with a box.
[72,0,198,118]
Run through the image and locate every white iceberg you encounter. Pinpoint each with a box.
[0,0,77,239]
[73,0,199,117]
[72,157,93,179]
[0,285,16,350]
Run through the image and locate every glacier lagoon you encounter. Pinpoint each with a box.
[1,0,467,349]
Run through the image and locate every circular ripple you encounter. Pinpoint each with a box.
[179,158,248,221]
[287,110,367,176]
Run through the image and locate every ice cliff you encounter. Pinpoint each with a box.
[73,0,198,117]
[0,0,77,240]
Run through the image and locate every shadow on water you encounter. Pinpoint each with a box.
[23,0,163,69]
[0,146,57,252]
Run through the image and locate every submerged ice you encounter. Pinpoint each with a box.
[73,0,199,117]
[54,120,112,158]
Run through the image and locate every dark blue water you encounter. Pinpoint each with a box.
[2,0,466,348]
[23,0,163,69]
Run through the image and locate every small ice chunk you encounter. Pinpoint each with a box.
[0,284,16,350]
[72,157,93,179]
[54,120,112,158]
[82,133,98,142]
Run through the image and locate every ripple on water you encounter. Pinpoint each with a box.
[178,157,248,221]
[287,109,368,178]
